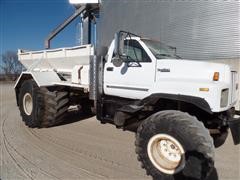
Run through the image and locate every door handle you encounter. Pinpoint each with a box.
[157,68,170,72]
[107,67,114,71]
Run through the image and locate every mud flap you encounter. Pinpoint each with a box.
[229,116,240,145]
[114,104,144,127]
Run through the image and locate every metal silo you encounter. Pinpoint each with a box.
[98,0,240,61]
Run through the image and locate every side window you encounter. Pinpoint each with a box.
[124,40,151,62]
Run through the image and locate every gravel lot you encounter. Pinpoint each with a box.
[0,82,239,180]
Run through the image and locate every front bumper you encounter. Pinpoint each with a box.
[229,111,240,145]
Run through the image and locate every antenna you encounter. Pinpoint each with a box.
[76,22,81,45]
[76,14,84,45]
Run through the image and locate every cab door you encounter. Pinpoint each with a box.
[104,39,155,99]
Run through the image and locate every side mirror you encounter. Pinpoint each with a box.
[114,32,124,57]
[112,57,123,67]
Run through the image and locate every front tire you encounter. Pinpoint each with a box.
[135,110,214,180]
[212,129,228,148]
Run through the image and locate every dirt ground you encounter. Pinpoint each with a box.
[0,82,239,180]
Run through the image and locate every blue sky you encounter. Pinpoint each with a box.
[0,0,81,55]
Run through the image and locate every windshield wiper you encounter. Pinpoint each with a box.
[155,53,182,59]
[175,55,182,59]
[155,54,172,58]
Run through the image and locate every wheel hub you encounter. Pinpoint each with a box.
[23,93,33,115]
[147,134,185,175]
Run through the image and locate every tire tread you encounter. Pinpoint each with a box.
[135,110,214,180]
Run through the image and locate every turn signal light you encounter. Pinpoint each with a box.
[199,88,209,92]
[213,72,219,81]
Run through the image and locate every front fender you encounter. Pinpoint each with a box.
[14,71,61,106]
[150,79,231,112]
[141,93,213,114]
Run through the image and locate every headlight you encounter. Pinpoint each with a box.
[220,88,229,107]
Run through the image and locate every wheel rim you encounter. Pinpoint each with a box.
[147,134,185,175]
[23,93,33,115]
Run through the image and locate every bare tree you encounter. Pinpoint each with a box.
[0,51,23,80]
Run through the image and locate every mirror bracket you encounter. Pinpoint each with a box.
[114,31,140,57]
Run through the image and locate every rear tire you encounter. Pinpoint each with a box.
[36,87,69,127]
[18,80,69,128]
[135,110,214,180]
[18,80,40,128]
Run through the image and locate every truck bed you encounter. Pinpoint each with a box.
[18,44,94,72]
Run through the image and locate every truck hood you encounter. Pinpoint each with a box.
[156,59,230,83]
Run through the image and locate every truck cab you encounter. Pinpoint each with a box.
[104,34,238,114]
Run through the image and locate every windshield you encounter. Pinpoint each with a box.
[142,39,181,59]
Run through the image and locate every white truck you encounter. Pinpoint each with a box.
[15,2,240,180]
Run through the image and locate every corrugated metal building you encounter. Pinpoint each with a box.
[97,0,240,61]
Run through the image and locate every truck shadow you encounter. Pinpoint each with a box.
[206,167,218,180]
[55,112,219,180]
[56,111,95,127]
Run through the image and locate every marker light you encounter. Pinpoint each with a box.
[199,88,209,92]
[213,72,219,81]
